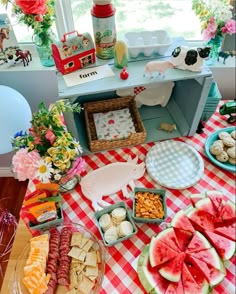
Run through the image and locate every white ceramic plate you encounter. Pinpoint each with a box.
[204,126,236,173]
[146,140,204,189]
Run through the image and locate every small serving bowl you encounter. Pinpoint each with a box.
[94,201,138,247]
[132,187,167,224]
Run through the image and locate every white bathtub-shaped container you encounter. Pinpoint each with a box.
[124,30,172,58]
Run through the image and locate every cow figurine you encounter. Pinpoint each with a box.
[171,46,211,72]
[80,156,145,211]
[144,60,175,78]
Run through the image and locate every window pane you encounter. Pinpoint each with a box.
[71,0,202,40]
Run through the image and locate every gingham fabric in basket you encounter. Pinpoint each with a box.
[146,140,204,189]
[21,101,236,294]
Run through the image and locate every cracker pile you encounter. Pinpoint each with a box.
[66,232,101,294]
[209,130,236,165]
[99,207,133,244]
[135,191,164,219]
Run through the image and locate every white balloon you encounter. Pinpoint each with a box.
[0,85,32,154]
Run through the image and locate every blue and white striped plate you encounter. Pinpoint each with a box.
[146,140,204,189]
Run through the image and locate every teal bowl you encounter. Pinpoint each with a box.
[204,126,236,173]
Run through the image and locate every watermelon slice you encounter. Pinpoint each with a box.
[182,262,207,294]
[149,237,179,267]
[137,245,169,293]
[186,207,215,232]
[185,261,209,293]
[174,228,193,252]
[206,190,224,213]
[165,280,184,294]
[190,193,205,207]
[186,255,225,286]
[186,231,212,253]
[220,200,236,222]
[189,247,221,270]
[159,252,185,282]
[214,223,236,242]
[154,228,181,252]
[203,230,236,260]
[171,210,195,233]
[195,197,216,216]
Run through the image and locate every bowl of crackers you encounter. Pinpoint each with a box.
[94,201,138,247]
[14,222,106,294]
[132,187,167,224]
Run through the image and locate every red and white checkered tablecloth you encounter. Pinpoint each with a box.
[22,101,236,294]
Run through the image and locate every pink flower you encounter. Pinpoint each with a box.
[45,129,56,145]
[202,22,218,41]
[12,149,41,181]
[222,19,236,34]
[67,157,85,177]
[16,0,47,15]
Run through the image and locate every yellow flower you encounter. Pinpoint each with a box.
[54,136,70,147]
[58,100,66,112]
[27,142,34,150]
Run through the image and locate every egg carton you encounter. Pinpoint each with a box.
[124,30,172,58]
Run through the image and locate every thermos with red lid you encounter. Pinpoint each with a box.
[91,0,116,59]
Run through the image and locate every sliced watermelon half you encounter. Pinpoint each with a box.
[186,231,212,253]
[137,245,169,293]
[174,228,193,252]
[154,227,181,253]
[165,279,184,294]
[188,247,221,270]
[186,207,215,232]
[195,197,217,216]
[171,210,195,233]
[159,252,185,282]
[149,236,179,267]
[203,230,236,260]
[220,200,236,223]
[214,223,236,242]
[186,255,226,287]
[182,262,208,294]
[190,193,205,207]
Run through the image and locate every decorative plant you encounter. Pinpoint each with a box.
[11,100,85,183]
[1,0,56,46]
[192,0,236,41]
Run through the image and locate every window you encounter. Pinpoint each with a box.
[0,0,202,44]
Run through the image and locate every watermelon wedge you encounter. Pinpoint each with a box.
[220,200,236,222]
[159,252,185,282]
[186,255,226,286]
[154,227,181,252]
[165,280,184,294]
[171,210,195,233]
[186,207,215,232]
[149,237,179,267]
[206,190,224,213]
[195,197,216,216]
[137,245,169,293]
[214,223,236,242]
[203,230,236,260]
[189,247,221,270]
[186,231,212,253]
[185,261,209,293]
[190,193,205,207]
[182,262,208,294]
[174,228,193,252]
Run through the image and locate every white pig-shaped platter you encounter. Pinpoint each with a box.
[80,156,145,211]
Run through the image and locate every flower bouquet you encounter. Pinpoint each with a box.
[192,0,236,63]
[11,100,85,187]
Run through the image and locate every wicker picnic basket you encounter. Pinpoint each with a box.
[84,96,146,152]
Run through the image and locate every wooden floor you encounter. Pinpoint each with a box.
[0,177,28,290]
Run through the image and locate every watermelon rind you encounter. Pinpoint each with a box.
[204,230,236,261]
[189,247,221,270]
[195,197,216,216]
[171,210,195,233]
[137,245,169,294]
[220,199,236,222]
[190,193,205,207]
